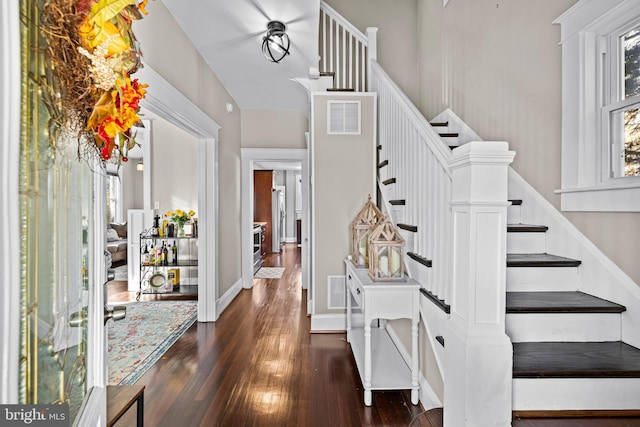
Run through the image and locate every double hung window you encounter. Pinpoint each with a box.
[555,1,640,211]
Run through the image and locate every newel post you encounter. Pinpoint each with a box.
[365,27,377,91]
[444,142,515,427]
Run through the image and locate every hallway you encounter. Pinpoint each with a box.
[108,243,423,426]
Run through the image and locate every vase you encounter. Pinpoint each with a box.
[177,223,185,237]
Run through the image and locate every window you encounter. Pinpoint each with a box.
[106,171,122,223]
[603,25,640,179]
[555,1,640,211]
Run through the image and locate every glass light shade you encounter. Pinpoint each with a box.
[262,21,290,63]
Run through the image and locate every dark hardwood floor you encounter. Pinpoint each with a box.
[107,244,423,426]
[108,245,640,427]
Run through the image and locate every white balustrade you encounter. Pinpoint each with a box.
[370,60,453,304]
[319,2,371,92]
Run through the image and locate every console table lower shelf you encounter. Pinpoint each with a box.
[348,326,415,405]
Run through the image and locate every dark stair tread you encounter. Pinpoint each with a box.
[378,160,388,168]
[397,223,418,232]
[506,291,626,314]
[430,121,448,127]
[327,88,355,92]
[382,178,396,185]
[407,252,432,267]
[507,253,582,267]
[507,224,549,233]
[509,199,523,206]
[438,132,459,138]
[419,288,450,314]
[389,199,406,206]
[513,341,640,378]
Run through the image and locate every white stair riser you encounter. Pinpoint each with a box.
[507,267,579,292]
[441,136,459,146]
[390,206,405,223]
[431,124,450,132]
[506,313,621,343]
[507,204,522,224]
[398,229,416,254]
[507,232,546,254]
[513,378,640,411]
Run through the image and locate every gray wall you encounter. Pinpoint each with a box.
[312,93,376,314]
[134,1,243,296]
[416,0,640,286]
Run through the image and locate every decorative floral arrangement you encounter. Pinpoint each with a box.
[164,209,196,228]
[40,0,150,165]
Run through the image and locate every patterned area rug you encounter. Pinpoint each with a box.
[254,267,285,279]
[108,301,197,385]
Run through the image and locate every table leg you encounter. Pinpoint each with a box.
[136,390,144,427]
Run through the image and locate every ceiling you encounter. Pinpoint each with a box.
[162,0,320,113]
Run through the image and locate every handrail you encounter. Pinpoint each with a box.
[320,1,368,46]
[370,61,452,175]
[370,59,453,304]
[319,1,372,92]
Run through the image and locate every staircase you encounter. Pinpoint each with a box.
[317,1,640,423]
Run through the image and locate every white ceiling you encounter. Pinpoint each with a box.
[162,0,320,113]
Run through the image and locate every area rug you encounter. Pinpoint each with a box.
[107,301,197,385]
[254,267,285,279]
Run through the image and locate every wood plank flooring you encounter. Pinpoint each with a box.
[107,244,423,426]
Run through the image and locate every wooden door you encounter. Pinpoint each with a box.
[254,170,273,254]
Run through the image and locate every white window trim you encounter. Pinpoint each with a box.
[554,0,640,212]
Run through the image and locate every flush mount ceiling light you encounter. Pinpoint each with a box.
[262,21,290,63]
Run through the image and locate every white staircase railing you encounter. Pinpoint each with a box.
[319,1,375,92]
[370,60,454,304]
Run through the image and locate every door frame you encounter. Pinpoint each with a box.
[0,0,21,404]
[240,148,311,311]
[135,63,221,322]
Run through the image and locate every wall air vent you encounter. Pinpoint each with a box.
[327,275,347,309]
[328,100,361,135]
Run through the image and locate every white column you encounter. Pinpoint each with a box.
[365,27,378,91]
[444,141,515,427]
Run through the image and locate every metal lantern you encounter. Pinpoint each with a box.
[351,195,383,268]
[368,215,405,281]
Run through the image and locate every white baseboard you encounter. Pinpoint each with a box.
[310,313,346,332]
[216,278,243,316]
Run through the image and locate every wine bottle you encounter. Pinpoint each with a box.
[172,240,178,265]
[143,244,150,266]
[163,242,169,266]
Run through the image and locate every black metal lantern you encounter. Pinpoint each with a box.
[262,21,290,63]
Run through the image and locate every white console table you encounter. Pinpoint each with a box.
[345,259,420,406]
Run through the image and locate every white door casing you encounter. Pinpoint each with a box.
[134,62,221,322]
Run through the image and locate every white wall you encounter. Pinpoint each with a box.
[417,0,640,286]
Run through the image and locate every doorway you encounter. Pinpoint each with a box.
[241,148,311,314]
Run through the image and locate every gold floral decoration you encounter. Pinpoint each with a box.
[40,0,150,165]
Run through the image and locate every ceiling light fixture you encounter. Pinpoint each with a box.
[262,21,290,63]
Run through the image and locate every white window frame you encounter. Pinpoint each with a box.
[554,0,640,212]
[105,168,123,223]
